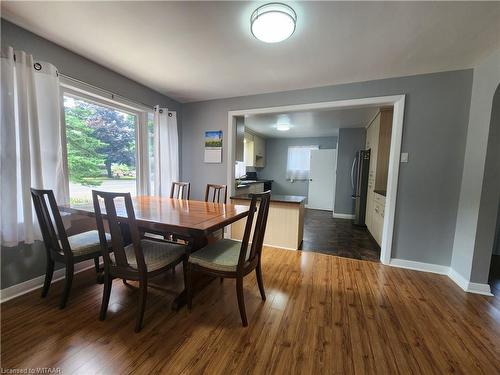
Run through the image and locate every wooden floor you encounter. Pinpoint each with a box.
[301,209,380,262]
[2,247,500,374]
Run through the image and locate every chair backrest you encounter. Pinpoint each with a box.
[205,184,227,204]
[170,182,190,200]
[238,191,271,270]
[30,188,71,257]
[92,190,147,274]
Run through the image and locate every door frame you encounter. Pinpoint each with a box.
[227,95,406,264]
[307,148,337,211]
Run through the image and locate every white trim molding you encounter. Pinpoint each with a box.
[448,268,493,296]
[227,95,406,264]
[389,259,494,296]
[389,258,450,275]
[0,260,97,303]
[332,212,355,220]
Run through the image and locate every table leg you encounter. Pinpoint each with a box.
[171,235,216,311]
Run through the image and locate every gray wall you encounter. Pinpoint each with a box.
[1,19,180,290]
[182,70,473,266]
[334,128,366,215]
[257,137,337,197]
[470,83,500,282]
[494,201,500,256]
[451,49,500,284]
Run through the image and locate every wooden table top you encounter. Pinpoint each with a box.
[60,196,250,238]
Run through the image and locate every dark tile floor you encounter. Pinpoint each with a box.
[300,208,381,262]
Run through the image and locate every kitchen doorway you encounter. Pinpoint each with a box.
[226,95,405,265]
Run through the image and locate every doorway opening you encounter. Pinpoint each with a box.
[226,95,405,264]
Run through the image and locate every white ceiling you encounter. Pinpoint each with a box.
[2,1,499,103]
[244,106,379,138]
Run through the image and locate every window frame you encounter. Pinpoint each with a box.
[59,77,154,199]
[286,144,320,181]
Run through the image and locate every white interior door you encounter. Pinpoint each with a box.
[308,149,337,210]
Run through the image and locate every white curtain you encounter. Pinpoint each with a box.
[135,112,150,196]
[153,106,179,197]
[286,145,319,181]
[1,47,68,247]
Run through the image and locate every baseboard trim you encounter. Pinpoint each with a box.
[0,260,96,303]
[332,213,355,220]
[448,268,493,296]
[389,258,450,275]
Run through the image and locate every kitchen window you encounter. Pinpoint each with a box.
[286,145,319,181]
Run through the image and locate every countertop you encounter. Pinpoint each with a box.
[231,194,306,204]
[373,189,387,197]
[235,179,273,189]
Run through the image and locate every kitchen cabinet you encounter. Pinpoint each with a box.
[365,108,392,246]
[244,131,266,168]
[253,135,265,168]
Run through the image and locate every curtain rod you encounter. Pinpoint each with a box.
[59,73,169,112]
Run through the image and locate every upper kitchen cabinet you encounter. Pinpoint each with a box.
[244,131,266,168]
[235,116,245,162]
[253,134,265,168]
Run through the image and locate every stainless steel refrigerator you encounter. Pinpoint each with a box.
[351,149,370,226]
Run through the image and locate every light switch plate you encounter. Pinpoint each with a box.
[400,152,409,163]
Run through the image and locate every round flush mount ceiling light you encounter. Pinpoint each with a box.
[251,3,297,43]
[276,123,291,131]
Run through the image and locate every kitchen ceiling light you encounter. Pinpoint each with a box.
[251,3,297,43]
[276,123,291,131]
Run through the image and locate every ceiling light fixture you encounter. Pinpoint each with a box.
[251,3,297,43]
[276,123,291,131]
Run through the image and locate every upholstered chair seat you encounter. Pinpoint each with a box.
[65,230,111,257]
[189,239,250,272]
[112,239,185,272]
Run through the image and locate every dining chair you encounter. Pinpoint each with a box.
[92,190,188,332]
[205,184,227,241]
[186,191,271,326]
[170,182,191,200]
[205,184,227,204]
[30,188,110,309]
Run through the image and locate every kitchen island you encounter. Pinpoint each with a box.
[230,194,305,250]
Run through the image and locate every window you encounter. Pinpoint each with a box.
[286,145,319,181]
[61,83,154,204]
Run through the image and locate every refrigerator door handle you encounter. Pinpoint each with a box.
[350,156,357,191]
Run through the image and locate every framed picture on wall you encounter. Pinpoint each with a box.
[204,130,223,163]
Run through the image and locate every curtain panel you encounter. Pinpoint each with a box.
[0,46,68,247]
[153,106,179,197]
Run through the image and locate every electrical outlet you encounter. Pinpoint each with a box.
[400,152,409,163]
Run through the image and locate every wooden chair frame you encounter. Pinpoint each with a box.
[205,184,227,204]
[30,188,103,309]
[92,190,188,332]
[186,191,271,326]
[170,182,191,200]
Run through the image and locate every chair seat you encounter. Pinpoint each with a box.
[65,230,110,257]
[189,239,249,272]
[115,239,185,272]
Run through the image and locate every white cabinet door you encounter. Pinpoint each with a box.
[254,135,266,167]
[308,149,337,210]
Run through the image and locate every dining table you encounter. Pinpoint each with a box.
[60,195,250,309]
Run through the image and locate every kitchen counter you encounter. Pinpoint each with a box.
[230,194,305,204]
[230,194,305,250]
[235,179,273,189]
